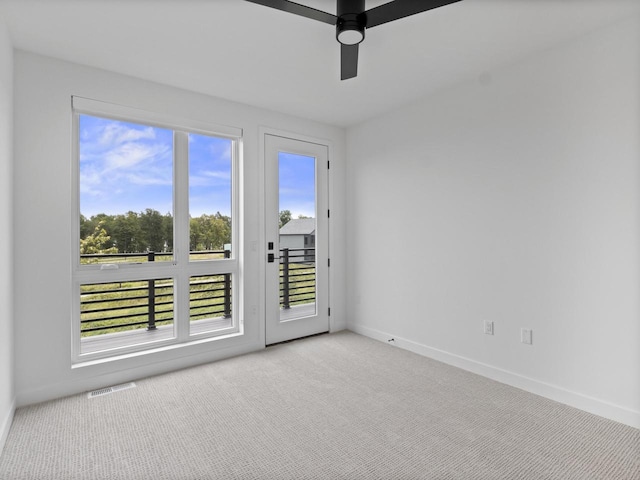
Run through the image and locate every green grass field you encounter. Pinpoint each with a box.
[80,275,229,337]
[80,264,316,338]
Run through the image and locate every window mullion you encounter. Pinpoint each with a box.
[174,131,190,342]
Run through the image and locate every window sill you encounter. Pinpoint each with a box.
[72,328,244,369]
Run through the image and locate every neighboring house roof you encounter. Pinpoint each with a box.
[279,218,315,235]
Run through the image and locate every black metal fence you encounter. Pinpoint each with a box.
[80,278,175,335]
[80,248,316,337]
[279,248,316,309]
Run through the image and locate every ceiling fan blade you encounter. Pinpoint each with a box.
[245,0,337,25]
[364,0,463,28]
[341,43,359,80]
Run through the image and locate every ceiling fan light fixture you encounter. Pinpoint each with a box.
[336,15,364,45]
[245,0,464,80]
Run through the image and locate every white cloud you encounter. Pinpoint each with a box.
[79,117,173,213]
[189,170,231,187]
[208,141,232,161]
[104,142,171,171]
[98,123,156,147]
[126,172,173,186]
[79,170,103,196]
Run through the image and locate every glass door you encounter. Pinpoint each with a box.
[265,134,329,345]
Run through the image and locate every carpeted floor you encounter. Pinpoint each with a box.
[0,331,638,479]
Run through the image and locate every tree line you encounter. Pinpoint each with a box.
[81,208,309,255]
[80,209,231,255]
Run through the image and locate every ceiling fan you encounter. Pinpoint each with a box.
[245,0,463,80]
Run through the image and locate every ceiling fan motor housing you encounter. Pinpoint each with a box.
[336,0,366,45]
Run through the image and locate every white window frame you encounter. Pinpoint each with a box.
[71,97,243,363]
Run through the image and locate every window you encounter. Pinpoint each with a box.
[72,97,242,362]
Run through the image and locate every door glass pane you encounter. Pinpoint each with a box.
[189,133,233,261]
[278,152,316,320]
[79,114,174,264]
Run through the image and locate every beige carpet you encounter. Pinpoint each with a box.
[0,331,638,479]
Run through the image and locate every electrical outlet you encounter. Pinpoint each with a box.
[483,320,494,335]
[521,328,533,345]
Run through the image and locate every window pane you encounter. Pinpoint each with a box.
[80,278,174,354]
[189,133,232,261]
[190,274,233,336]
[79,115,174,264]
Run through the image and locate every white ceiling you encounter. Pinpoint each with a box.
[1,0,638,127]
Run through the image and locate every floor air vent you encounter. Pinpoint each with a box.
[87,382,136,399]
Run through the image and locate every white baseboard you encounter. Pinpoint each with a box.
[0,399,15,455]
[349,323,640,429]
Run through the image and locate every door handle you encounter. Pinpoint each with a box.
[268,253,280,263]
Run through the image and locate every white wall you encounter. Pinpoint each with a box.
[0,16,15,452]
[13,51,346,406]
[347,17,640,427]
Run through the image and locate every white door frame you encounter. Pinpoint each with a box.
[260,129,330,345]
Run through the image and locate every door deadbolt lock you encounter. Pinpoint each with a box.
[268,253,279,263]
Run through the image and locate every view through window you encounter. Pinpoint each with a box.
[74,103,240,361]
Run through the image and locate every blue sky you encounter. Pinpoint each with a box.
[79,115,231,218]
[79,114,316,219]
[279,152,316,219]
[188,133,232,218]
